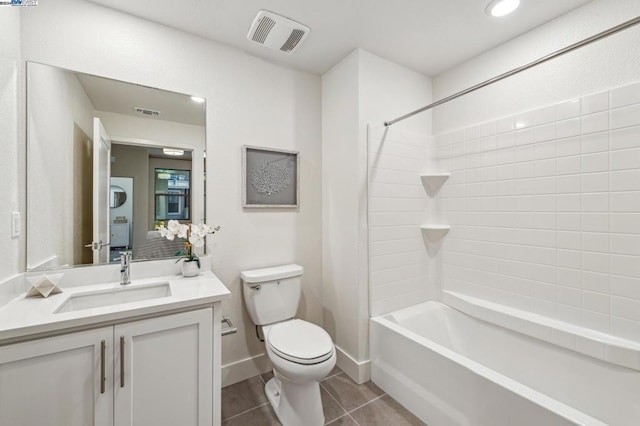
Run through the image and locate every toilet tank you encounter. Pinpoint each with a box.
[241,264,304,326]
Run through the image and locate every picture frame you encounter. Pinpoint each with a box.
[242,145,299,208]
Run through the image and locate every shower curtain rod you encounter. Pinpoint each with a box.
[384,15,640,127]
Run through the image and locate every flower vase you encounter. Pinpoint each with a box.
[181,260,200,278]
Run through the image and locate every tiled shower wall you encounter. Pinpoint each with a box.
[436,81,640,341]
[368,126,436,316]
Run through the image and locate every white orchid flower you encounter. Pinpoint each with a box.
[189,233,205,248]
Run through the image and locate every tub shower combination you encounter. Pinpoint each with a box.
[370,301,640,425]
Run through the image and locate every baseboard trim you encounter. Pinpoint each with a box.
[335,345,371,384]
[221,353,272,387]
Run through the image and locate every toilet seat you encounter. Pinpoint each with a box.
[267,319,334,365]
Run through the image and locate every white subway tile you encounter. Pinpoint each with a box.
[557,213,581,231]
[557,193,581,212]
[610,316,640,342]
[610,274,640,300]
[582,271,610,294]
[611,296,640,322]
[581,112,609,134]
[581,152,608,173]
[582,232,609,253]
[582,252,609,274]
[478,121,497,138]
[558,286,581,307]
[556,156,581,176]
[556,118,581,138]
[611,147,640,171]
[556,137,581,157]
[556,99,581,120]
[582,213,609,233]
[495,116,515,134]
[582,173,608,193]
[557,249,581,269]
[558,267,581,288]
[611,234,640,257]
[611,104,640,129]
[581,310,610,333]
[557,231,581,250]
[533,124,556,143]
[557,304,582,324]
[610,126,640,151]
[534,105,558,125]
[611,192,640,212]
[515,111,536,129]
[582,91,609,115]
[582,193,608,212]
[612,213,640,235]
[611,254,640,279]
[581,132,608,154]
[610,81,640,108]
[611,170,640,192]
[556,175,580,193]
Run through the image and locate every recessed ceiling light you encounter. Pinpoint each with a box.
[190,96,205,103]
[163,148,184,156]
[485,0,520,17]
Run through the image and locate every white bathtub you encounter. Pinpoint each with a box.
[370,301,640,426]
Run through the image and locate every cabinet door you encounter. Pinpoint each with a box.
[114,308,213,426]
[0,327,114,426]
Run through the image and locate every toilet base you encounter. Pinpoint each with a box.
[265,372,325,426]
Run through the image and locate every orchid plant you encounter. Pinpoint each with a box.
[155,220,220,267]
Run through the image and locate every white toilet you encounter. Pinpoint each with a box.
[241,264,336,426]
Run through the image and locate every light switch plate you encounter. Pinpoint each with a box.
[11,211,20,238]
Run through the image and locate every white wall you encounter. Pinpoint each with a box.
[27,63,95,269]
[432,0,640,340]
[0,9,22,283]
[20,0,322,384]
[323,49,431,382]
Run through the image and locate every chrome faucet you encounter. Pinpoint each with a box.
[119,251,132,285]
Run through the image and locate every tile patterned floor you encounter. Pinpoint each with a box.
[221,367,425,425]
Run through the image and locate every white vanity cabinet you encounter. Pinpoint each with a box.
[0,308,213,426]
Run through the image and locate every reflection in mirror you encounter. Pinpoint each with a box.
[110,185,127,208]
[27,62,206,271]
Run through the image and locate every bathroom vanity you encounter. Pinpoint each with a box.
[0,261,230,426]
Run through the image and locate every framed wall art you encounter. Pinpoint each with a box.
[242,145,299,208]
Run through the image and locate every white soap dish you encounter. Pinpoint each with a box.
[421,225,450,242]
[420,173,450,196]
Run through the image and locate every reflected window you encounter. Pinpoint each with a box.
[155,168,190,220]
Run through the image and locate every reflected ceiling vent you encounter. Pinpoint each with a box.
[134,107,160,117]
[247,10,310,54]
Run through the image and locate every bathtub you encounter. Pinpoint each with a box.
[370,301,640,426]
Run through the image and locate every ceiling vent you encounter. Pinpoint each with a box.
[134,107,160,117]
[247,10,310,54]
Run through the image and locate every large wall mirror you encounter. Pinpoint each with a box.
[27,62,206,271]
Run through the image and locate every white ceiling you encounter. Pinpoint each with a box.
[86,0,594,76]
[77,72,206,126]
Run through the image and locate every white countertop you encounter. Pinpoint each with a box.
[0,271,231,343]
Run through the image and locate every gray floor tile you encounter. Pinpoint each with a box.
[320,373,384,412]
[323,365,343,380]
[261,369,275,383]
[222,403,280,426]
[221,376,269,420]
[349,394,426,426]
[321,386,347,424]
[326,414,359,425]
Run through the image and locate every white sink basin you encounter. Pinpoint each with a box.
[55,282,172,314]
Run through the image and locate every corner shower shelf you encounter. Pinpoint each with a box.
[421,225,450,242]
[420,173,450,196]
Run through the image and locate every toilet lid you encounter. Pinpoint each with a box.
[268,319,334,365]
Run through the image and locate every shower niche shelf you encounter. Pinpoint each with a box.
[420,173,450,196]
[421,225,450,242]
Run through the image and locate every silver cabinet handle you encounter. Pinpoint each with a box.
[100,340,106,394]
[120,336,125,388]
[84,241,111,249]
